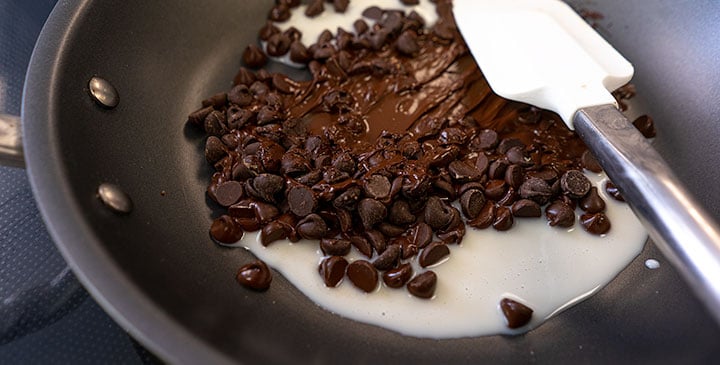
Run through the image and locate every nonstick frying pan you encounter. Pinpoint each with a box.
[7,0,720,363]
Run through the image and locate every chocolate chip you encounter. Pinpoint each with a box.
[511,199,541,217]
[383,263,413,288]
[460,189,485,219]
[235,217,260,232]
[253,201,281,224]
[519,178,553,204]
[333,0,349,13]
[281,150,311,176]
[320,238,351,256]
[505,146,528,165]
[233,67,256,86]
[633,115,656,138]
[215,181,244,207]
[377,222,405,237]
[248,174,284,203]
[363,175,391,199]
[236,260,272,291]
[261,221,288,246]
[394,237,418,259]
[497,138,525,155]
[527,169,558,184]
[401,0,420,4]
[187,106,213,126]
[500,298,533,328]
[277,0,300,8]
[313,43,336,60]
[468,202,496,229]
[580,187,606,213]
[209,215,244,244]
[354,19,369,34]
[331,152,356,173]
[517,106,541,124]
[407,271,437,299]
[296,213,327,239]
[546,201,575,227]
[380,11,403,34]
[605,181,625,202]
[449,160,482,183]
[581,212,611,235]
[419,241,450,267]
[426,145,459,168]
[318,256,348,287]
[424,196,453,230]
[475,129,499,151]
[317,29,333,44]
[333,186,362,210]
[287,185,318,217]
[266,33,292,57]
[475,154,489,175]
[488,158,509,180]
[406,10,426,30]
[305,0,325,17]
[497,187,518,206]
[347,260,378,292]
[581,150,603,173]
[388,200,416,226]
[432,178,456,200]
[396,30,419,56]
[242,44,267,68]
[432,22,454,41]
[364,230,387,254]
[202,92,227,109]
[204,110,227,137]
[350,236,373,258]
[268,4,291,22]
[289,41,311,64]
[560,170,591,198]
[205,136,226,164]
[492,206,514,231]
[408,222,433,248]
[484,180,507,201]
[228,84,253,106]
[358,198,388,229]
[373,244,401,270]
[505,164,524,188]
[272,73,296,94]
[259,21,280,41]
[362,6,383,20]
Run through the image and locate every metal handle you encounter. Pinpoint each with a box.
[0,114,24,168]
[575,104,720,324]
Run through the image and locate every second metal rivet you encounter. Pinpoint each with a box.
[88,76,119,109]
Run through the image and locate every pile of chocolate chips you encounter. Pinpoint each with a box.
[187,0,654,298]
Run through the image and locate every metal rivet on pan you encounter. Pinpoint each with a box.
[88,76,119,108]
[97,183,133,214]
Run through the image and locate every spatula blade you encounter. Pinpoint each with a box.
[453,0,634,126]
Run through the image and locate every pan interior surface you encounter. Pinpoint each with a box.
[22,0,720,363]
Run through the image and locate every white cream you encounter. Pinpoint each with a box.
[237,172,646,337]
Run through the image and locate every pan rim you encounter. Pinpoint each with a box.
[21,0,234,363]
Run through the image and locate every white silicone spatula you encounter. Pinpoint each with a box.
[454,0,720,324]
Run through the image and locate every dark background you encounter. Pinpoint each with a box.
[0,1,149,363]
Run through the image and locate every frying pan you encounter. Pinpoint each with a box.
[6,0,720,363]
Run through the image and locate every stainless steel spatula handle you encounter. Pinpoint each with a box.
[575,105,720,322]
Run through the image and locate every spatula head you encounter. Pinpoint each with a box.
[453,0,634,127]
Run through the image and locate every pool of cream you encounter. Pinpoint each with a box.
[235,172,646,337]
